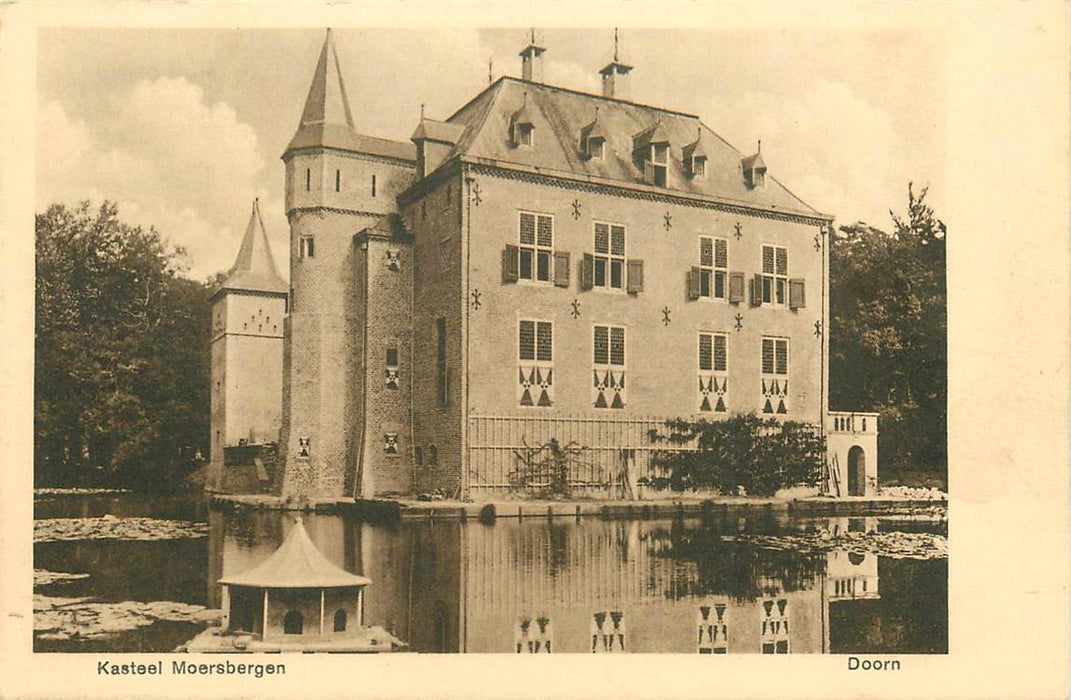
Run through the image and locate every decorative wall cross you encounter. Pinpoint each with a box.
[734,313,744,331]
[663,212,673,230]
[571,299,581,319]
[470,289,482,311]
[813,232,822,252]
[814,320,823,338]
[571,199,582,220]
[662,306,672,326]
[734,222,743,240]
[471,181,482,206]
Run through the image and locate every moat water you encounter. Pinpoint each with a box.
[33,492,947,654]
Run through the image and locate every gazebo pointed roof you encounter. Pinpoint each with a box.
[218,518,371,589]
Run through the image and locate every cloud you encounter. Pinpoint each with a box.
[701,80,907,227]
[37,78,279,281]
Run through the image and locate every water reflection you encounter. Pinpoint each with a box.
[206,511,946,654]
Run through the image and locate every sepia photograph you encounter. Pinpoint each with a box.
[1,3,1068,699]
[31,24,946,656]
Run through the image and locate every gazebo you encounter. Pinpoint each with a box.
[184,517,401,652]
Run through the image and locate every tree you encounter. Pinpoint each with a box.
[829,184,946,484]
[34,201,212,489]
[649,414,825,497]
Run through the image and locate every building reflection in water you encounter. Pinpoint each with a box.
[206,511,883,653]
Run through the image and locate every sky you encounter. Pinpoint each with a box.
[36,27,945,282]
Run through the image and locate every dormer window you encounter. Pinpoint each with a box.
[510,92,537,149]
[742,141,767,189]
[633,122,670,188]
[684,128,709,180]
[691,156,706,179]
[588,138,605,161]
[517,123,534,148]
[581,107,608,161]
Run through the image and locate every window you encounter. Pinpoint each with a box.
[699,333,728,373]
[761,245,789,305]
[335,169,340,192]
[518,319,553,407]
[372,174,377,197]
[761,337,789,376]
[305,168,310,191]
[698,237,728,300]
[692,156,706,178]
[647,144,668,186]
[519,320,553,363]
[385,343,399,390]
[300,236,315,259]
[427,444,438,465]
[593,222,626,290]
[589,138,604,161]
[414,445,423,465]
[436,318,448,406]
[761,337,789,414]
[333,609,347,632]
[699,332,729,413]
[517,123,534,147]
[593,325,626,409]
[518,212,553,283]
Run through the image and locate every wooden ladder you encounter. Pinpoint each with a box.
[828,454,843,497]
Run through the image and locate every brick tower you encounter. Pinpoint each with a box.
[275,30,415,499]
[209,199,288,490]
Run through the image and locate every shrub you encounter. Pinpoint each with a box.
[649,414,824,497]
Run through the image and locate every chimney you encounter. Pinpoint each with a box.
[599,29,633,101]
[519,29,546,83]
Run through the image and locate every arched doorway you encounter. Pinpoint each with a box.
[847,446,866,496]
[283,610,304,635]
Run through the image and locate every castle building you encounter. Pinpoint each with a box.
[213,30,878,501]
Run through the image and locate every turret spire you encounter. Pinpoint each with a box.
[218,199,287,296]
[285,29,359,154]
[299,29,354,129]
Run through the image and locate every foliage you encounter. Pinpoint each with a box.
[648,414,824,497]
[35,201,211,490]
[508,438,584,498]
[829,184,946,482]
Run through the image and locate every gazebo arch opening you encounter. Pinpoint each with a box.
[284,610,304,635]
[334,608,347,632]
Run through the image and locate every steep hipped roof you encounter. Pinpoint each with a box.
[216,199,287,297]
[219,518,372,589]
[285,30,415,162]
[426,78,820,217]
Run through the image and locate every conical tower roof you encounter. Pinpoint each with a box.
[219,518,372,589]
[216,199,287,297]
[286,29,358,154]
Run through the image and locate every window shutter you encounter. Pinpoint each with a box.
[553,251,571,288]
[502,244,519,283]
[688,267,702,301]
[580,253,595,290]
[626,259,644,293]
[751,274,764,307]
[728,272,745,304]
[789,278,806,309]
